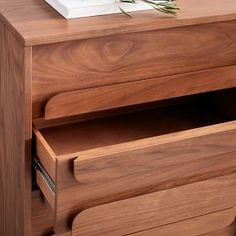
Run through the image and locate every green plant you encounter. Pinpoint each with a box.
[118,0,179,16]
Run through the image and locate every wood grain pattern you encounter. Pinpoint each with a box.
[34,127,57,181]
[44,66,236,119]
[133,224,236,236]
[35,99,236,232]
[71,173,236,236]
[55,125,236,232]
[40,100,230,156]
[74,143,236,186]
[73,120,236,163]
[202,224,235,236]
[128,208,236,236]
[32,21,236,118]
[132,222,236,236]
[2,0,236,46]
[1,0,236,234]
[0,21,32,236]
[31,191,54,236]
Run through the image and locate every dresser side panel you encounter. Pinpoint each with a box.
[0,21,32,236]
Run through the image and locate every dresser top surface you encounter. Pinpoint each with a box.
[1,0,236,46]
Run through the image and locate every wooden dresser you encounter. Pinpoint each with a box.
[1,0,236,235]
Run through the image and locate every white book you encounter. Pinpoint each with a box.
[45,0,153,19]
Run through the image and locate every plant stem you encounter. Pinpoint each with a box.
[118,0,179,16]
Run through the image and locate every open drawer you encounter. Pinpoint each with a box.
[34,91,236,233]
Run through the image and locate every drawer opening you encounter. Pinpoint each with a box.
[37,90,235,157]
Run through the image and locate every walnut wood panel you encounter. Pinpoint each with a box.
[0,21,32,236]
[35,108,236,233]
[32,191,54,236]
[71,174,236,236]
[2,0,236,46]
[55,125,236,232]
[34,128,57,181]
[39,99,230,156]
[32,21,236,118]
[73,136,236,185]
[34,88,236,129]
[35,96,236,232]
[2,0,236,235]
[128,208,236,236]
[202,224,236,236]
[44,66,236,119]
[133,226,236,236]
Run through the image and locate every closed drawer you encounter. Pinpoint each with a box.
[34,92,236,233]
[32,20,236,118]
[202,225,235,236]
[128,208,236,236]
[139,224,236,236]
[43,66,236,120]
[32,191,54,236]
[71,196,236,236]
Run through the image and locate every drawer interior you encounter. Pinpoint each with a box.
[36,89,235,157]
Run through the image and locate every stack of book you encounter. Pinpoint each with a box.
[45,0,153,19]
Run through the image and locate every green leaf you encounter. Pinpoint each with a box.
[118,5,133,16]
[118,0,179,16]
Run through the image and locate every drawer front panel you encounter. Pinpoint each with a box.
[73,124,236,185]
[32,20,236,118]
[202,225,235,236]
[44,66,236,120]
[131,226,236,236]
[128,208,236,236]
[71,174,236,236]
[31,191,54,236]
